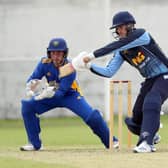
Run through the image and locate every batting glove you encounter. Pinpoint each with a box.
[72,51,89,70]
[83,52,95,63]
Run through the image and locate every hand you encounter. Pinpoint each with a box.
[26,90,35,98]
[35,86,55,100]
[26,79,42,98]
[83,52,95,63]
[72,51,89,70]
[83,57,92,63]
[26,79,41,91]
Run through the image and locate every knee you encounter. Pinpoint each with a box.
[143,91,161,112]
[85,109,103,127]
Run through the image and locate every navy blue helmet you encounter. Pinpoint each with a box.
[47,38,68,57]
[110,11,136,29]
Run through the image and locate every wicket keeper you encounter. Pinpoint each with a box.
[20,38,118,151]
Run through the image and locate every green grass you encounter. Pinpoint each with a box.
[0,157,71,168]
[0,117,102,148]
[0,116,168,168]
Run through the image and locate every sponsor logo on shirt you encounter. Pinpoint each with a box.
[132,52,145,65]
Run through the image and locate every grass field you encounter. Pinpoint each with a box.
[0,116,168,168]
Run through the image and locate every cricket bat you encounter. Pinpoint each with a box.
[59,51,89,78]
[59,63,75,78]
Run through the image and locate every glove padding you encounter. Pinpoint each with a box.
[34,86,55,100]
[72,51,89,70]
[26,90,35,98]
[26,79,42,98]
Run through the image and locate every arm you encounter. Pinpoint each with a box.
[90,52,124,78]
[90,29,150,59]
[26,59,46,98]
[58,30,150,77]
[35,70,77,100]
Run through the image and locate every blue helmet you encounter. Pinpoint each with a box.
[110,11,136,29]
[47,38,68,53]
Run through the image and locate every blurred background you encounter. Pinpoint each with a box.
[0,0,168,119]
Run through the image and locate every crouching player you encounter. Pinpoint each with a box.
[20,38,118,151]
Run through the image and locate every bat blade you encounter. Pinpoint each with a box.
[59,63,75,78]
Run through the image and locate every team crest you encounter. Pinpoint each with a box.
[53,41,59,47]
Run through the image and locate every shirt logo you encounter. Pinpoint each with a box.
[47,72,51,76]
[132,52,145,65]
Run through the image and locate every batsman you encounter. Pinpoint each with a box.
[20,37,119,151]
[60,11,168,153]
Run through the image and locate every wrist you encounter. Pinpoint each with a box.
[88,53,95,60]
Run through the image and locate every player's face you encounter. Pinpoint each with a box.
[116,25,127,38]
[50,51,64,65]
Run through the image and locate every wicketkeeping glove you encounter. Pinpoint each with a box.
[26,79,42,98]
[34,86,55,100]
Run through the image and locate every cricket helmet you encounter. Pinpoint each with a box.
[47,38,68,57]
[110,11,136,29]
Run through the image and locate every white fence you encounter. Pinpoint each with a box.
[0,58,142,119]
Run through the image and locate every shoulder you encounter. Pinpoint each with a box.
[130,28,146,37]
[41,57,52,64]
[121,28,147,42]
[133,28,146,32]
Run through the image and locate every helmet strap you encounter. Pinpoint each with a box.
[47,51,51,58]
[112,31,120,40]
